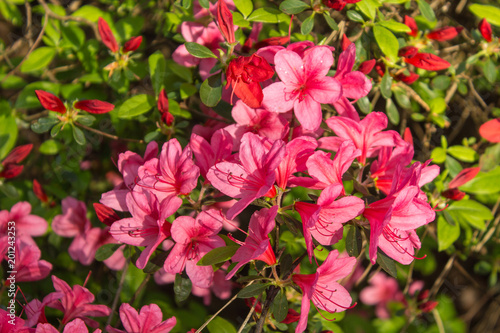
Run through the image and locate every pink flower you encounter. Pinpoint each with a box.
[320,112,399,165]
[164,209,225,288]
[292,250,355,333]
[46,276,111,329]
[262,46,342,131]
[190,129,233,181]
[172,22,223,80]
[10,237,52,282]
[359,272,403,319]
[36,318,102,333]
[207,132,285,219]
[111,191,177,269]
[106,303,176,333]
[0,201,47,239]
[226,206,278,279]
[275,136,317,189]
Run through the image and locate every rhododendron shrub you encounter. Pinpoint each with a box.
[1,0,499,332]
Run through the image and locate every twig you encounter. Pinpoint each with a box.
[468,79,488,110]
[106,257,130,327]
[429,253,456,298]
[237,295,260,333]
[432,308,445,333]
[129,273,151,305]
[396,82,430,112]
[74,122,145,144]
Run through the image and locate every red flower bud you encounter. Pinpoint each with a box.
[426,26,463,41]
[254,36,290,49]
[0,164,23,179]
[74,100,115,114]
[417,289,429,302]
[323,0,361,10]
[395,70,419,84]
[374,61,385,77]
[404,15,419,37]
[479,19,493,42]
[217,0,235,44]
[33,179,49,203]
[93,203,120,226]
[341,33,352,51]
[2,144,33,165]
[358,59,376,74]
[158,88,169,114]
[403,127,413,145]
[98,17,119,53]
[442,188,466,201]
[479,118,500,143]
[448,167,480,188]
[281,308,300,324]
[35,90,66,114]
[226,54,274,108]
[419,300,439,313]
[398,46,419,58]
[123,36,143,53]
[404,53,450,71]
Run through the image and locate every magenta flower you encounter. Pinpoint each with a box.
[292,250,356,333]
[262,46,342,131]
[10,237,52,282]
[320,112,399,165]
[164,209,225,288]
[0,201,47,239]
[111,190,177,269]
[207,132,285,219]
[275,136,317,190]
[106,303,176,333]
[226,206,278,279]
[36,318,102,333]
[190,129,233,181]
[359,272,404,319]
[46,276,111,329]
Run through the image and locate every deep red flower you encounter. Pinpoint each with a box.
[322,0,361,11]
[426,26,463,41]
[217,0,235,44]
[226,54,274,108]
[341,34,352,51]
[98,17,119,53]
[33,179,49,203]
[358,59,376,74]
[158,88,174,126]
[254,36,290,49]
[442,167,480,201]
[404,16,418,37]
[74,100,115,114]
[395,70,419,84]
[398,46,418,58]
[404,53,450,71]
[35,90,66,113]
[123,36,143,52]
[0,144,33,179]
[479,19,493,42]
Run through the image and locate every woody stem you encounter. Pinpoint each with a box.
[106,254,131,327]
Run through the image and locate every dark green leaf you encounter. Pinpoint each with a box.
[393,88,411,108]
[484,59,497,84]
[174,274,192,303]
[61,25,85,49]
[185,42,218,59]
[346,10,365,23]
[323,13,339,30]
[197,245,239,266]
[50,123,63,138]
[417,0,436,22]
[279,254,293,278]
[301,14,315,35]
[238,282,270,298]
[279,0,310,15]
[95,243,122,261]
[76,114,95,126]
[198,0,210,9]
[380,71,393,99]
[143,250,170,274]
[72,126,86,145]
[0,114,17,160]
[377,250,397,278]
[346,225,363,257]
[0,183,18,198]
[149,52,167,95]
[357,96,371,114]
[270,289,288,322]
[386,98,400,125]
[200,75,222,107]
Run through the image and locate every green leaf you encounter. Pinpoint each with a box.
[31,117,59,134]
[232,12,251,28]
[234,0,253,18]
[198,0,210,9]
[61,25,85,50]
[447,200,493,230]
[380,71,393,99]
[238,282,270,298]
[432,75,451,90]
[270,289,288,322]
[50,123,63,138]
[279,0,310,15]
[373,25,399,62]
[72,126,86,145]
[76,114,95,126]
[149,52,166,95]
[0,114,18,160]
[484,59,497,84]
[393,87,411,108]
[248,7,289,23]
[346,10,365,23]
[185,42,218,59]
[386,98,400,125]
[417,0,436,22]
[117,94,156,118]
[180,83,198,99]
[0,1,22,26]
[430,97,446,114]
[447,145,478,163]
[20,47,57,73]
[323,13,339,30]
[460,166,500,194]
[357,96,371,114]
[437,215,459,251]
[95,243,122,261]
[207,317,237,333]
[469,4,500,26]
[71,5,107,23]
[197,245,239,266]
[378,20,411,33]
[39,139,61,155]
[301,14,315,35]
[200,75,222,107]
[0,183,18,198]
[174,274,192,303]
[377,250,397,278]
[346,225,362,257]
[356,0,380,20]
[430,147,446,164]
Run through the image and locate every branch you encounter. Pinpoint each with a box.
[74,122,145,144]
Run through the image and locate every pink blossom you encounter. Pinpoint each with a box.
[36,318,102,333]
[172,22,223,80]
[320,112,399,165]
[359,272,404,319]
[164,209,225,288]
[106,303,176,333]
[193,0,235,19]
[0,201,47,239]
[207,132,285,219]
[190,129,233,181]
[262,46,342,131]
[46,276,111,329]
[275,136,317,190]
[111,190,177,269]
[0,308,29,333]
[10,237,52,282]
[226,206,278,279]
[292,250,355,333]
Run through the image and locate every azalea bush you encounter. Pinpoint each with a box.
[1,0,500,332]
